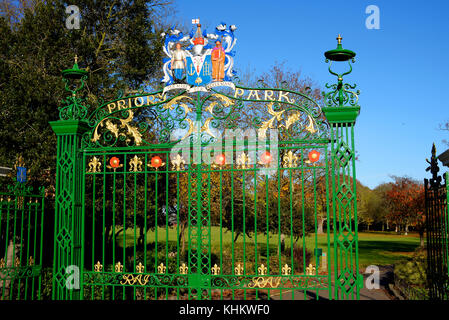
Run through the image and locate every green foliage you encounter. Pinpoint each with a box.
[0,0,171,192]
[394,247,427,287]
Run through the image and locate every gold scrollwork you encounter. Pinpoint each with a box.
[258,103,319,137]
[92,109,143,146]
[305,115,317,134]
[249,277,281,288]
[281,112,301,130]
[164,95,192,116]
[0,258,5,268]
[120,274,151,286]
[171,154,186,171]
[258,102,282,137]
[129,155,143,172]
[29,256,34,266]
[201,118,217,138]
[88,156,102,173]
[205,93,233,114]
[14,257,20,267]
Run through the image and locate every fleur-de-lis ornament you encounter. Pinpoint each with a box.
[282,264,291,275]
[115,261,123,273]
[0,258,5,268]
[234,263,243,276]
[171,154,186,171]
[29,256,34,266]
[306,264,316,275]
[157,263,166,274]
[282,150,299,168]
[14,257,20,267]
[211,264,220,275]
[237,152,251,169]
[94,261,103,272]
[88,156,102,173]
[179,263,188,274]
[129,155,143,172]
[258,264,267,275]
[136,262,145,273]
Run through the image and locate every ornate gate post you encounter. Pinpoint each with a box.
[322,36,362,299]
[49,59,89,299]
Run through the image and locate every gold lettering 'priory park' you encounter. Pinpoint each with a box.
[104,88,297,114]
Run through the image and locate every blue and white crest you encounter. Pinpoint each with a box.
[17,167,26,183]
[186,54,212,86]
[161,20,237,93]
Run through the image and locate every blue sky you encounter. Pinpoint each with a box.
[176,0,449,189]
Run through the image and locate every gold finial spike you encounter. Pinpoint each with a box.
[74,54,78,64]
[336,34,342,45]
[94,261,103,272]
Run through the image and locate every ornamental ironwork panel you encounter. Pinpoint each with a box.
[425,144,449,300]
[0,161,45,300]
[52,29,361,300]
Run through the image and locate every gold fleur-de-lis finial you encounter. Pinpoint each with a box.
[258,264,267,275]
[179,263,188,274]
[29,256,34,266]
[282,150,299,168]
[306,263,316,275]
[157,263,166,274]
[136,262,145,273]
[211,264,220,275]
[115,261,123,273]
[237,152,251,169]
[171,154,186,171]
[74,54,78,64]
[94,261,103,272]
[234,263,243,276]
[282,264,291,275]
[0,258,5,268]
[88,156,102,173]
[14,257,20,267]
[337,34,342,45]
[129,155,143,172]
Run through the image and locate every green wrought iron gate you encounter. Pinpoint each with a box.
[425,144,449,299]
[50,37,362,300]
[0,175,45,300]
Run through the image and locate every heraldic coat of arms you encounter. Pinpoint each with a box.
[161,19,237,94]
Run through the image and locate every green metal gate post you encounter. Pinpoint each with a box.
[322,36,362,299]
[50,59,89,300]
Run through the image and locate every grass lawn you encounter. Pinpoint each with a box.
[115,227,421,271]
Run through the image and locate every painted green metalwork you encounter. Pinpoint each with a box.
[51,37,361,300]
[425,144,449,300]
[0,178,45,300]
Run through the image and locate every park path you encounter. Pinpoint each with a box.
[270,265,396,300]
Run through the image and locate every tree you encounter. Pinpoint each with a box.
[0,0,175,191]
[385,176,425,246]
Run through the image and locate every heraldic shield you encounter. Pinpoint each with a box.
[186,54,212,86]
